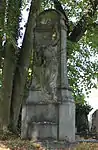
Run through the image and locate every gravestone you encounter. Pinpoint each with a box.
[21,9,75,142]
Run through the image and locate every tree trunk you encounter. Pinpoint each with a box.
[0,0,21,131]
[10,0,41,132]
[0,0,6,67]
[0,44,16,130]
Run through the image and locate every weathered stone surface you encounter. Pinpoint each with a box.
[26,104,58,123]
[60,19,68,88]
[59,101,75,141]
[37,123,57,139]
[26,90,43,103]
[21,9,75,142]
[61,88,73,102]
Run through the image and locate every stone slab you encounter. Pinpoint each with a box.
[28,123,57,140]
[59,102,75,142]
[26,104,58,123]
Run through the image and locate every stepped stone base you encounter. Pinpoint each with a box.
[33,140,77,150]
[21,95,75,141]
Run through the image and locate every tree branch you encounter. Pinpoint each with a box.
[68,0,98,42]
[68,15,88,42]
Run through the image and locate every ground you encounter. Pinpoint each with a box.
[0,139,44,150]
[0,140,98,150]
[0,133,98,150]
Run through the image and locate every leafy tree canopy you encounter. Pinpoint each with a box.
[0,0,98,104]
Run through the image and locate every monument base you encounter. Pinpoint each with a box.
[59,101,75,142]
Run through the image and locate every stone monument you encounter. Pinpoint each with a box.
[21,9,75,142]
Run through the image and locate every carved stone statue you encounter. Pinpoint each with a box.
[21,9,75,142]
[33,11,60,102]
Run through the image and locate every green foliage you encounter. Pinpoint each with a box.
[0,0,98,104]
[41,0,98,103]
[67,39,98,101]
